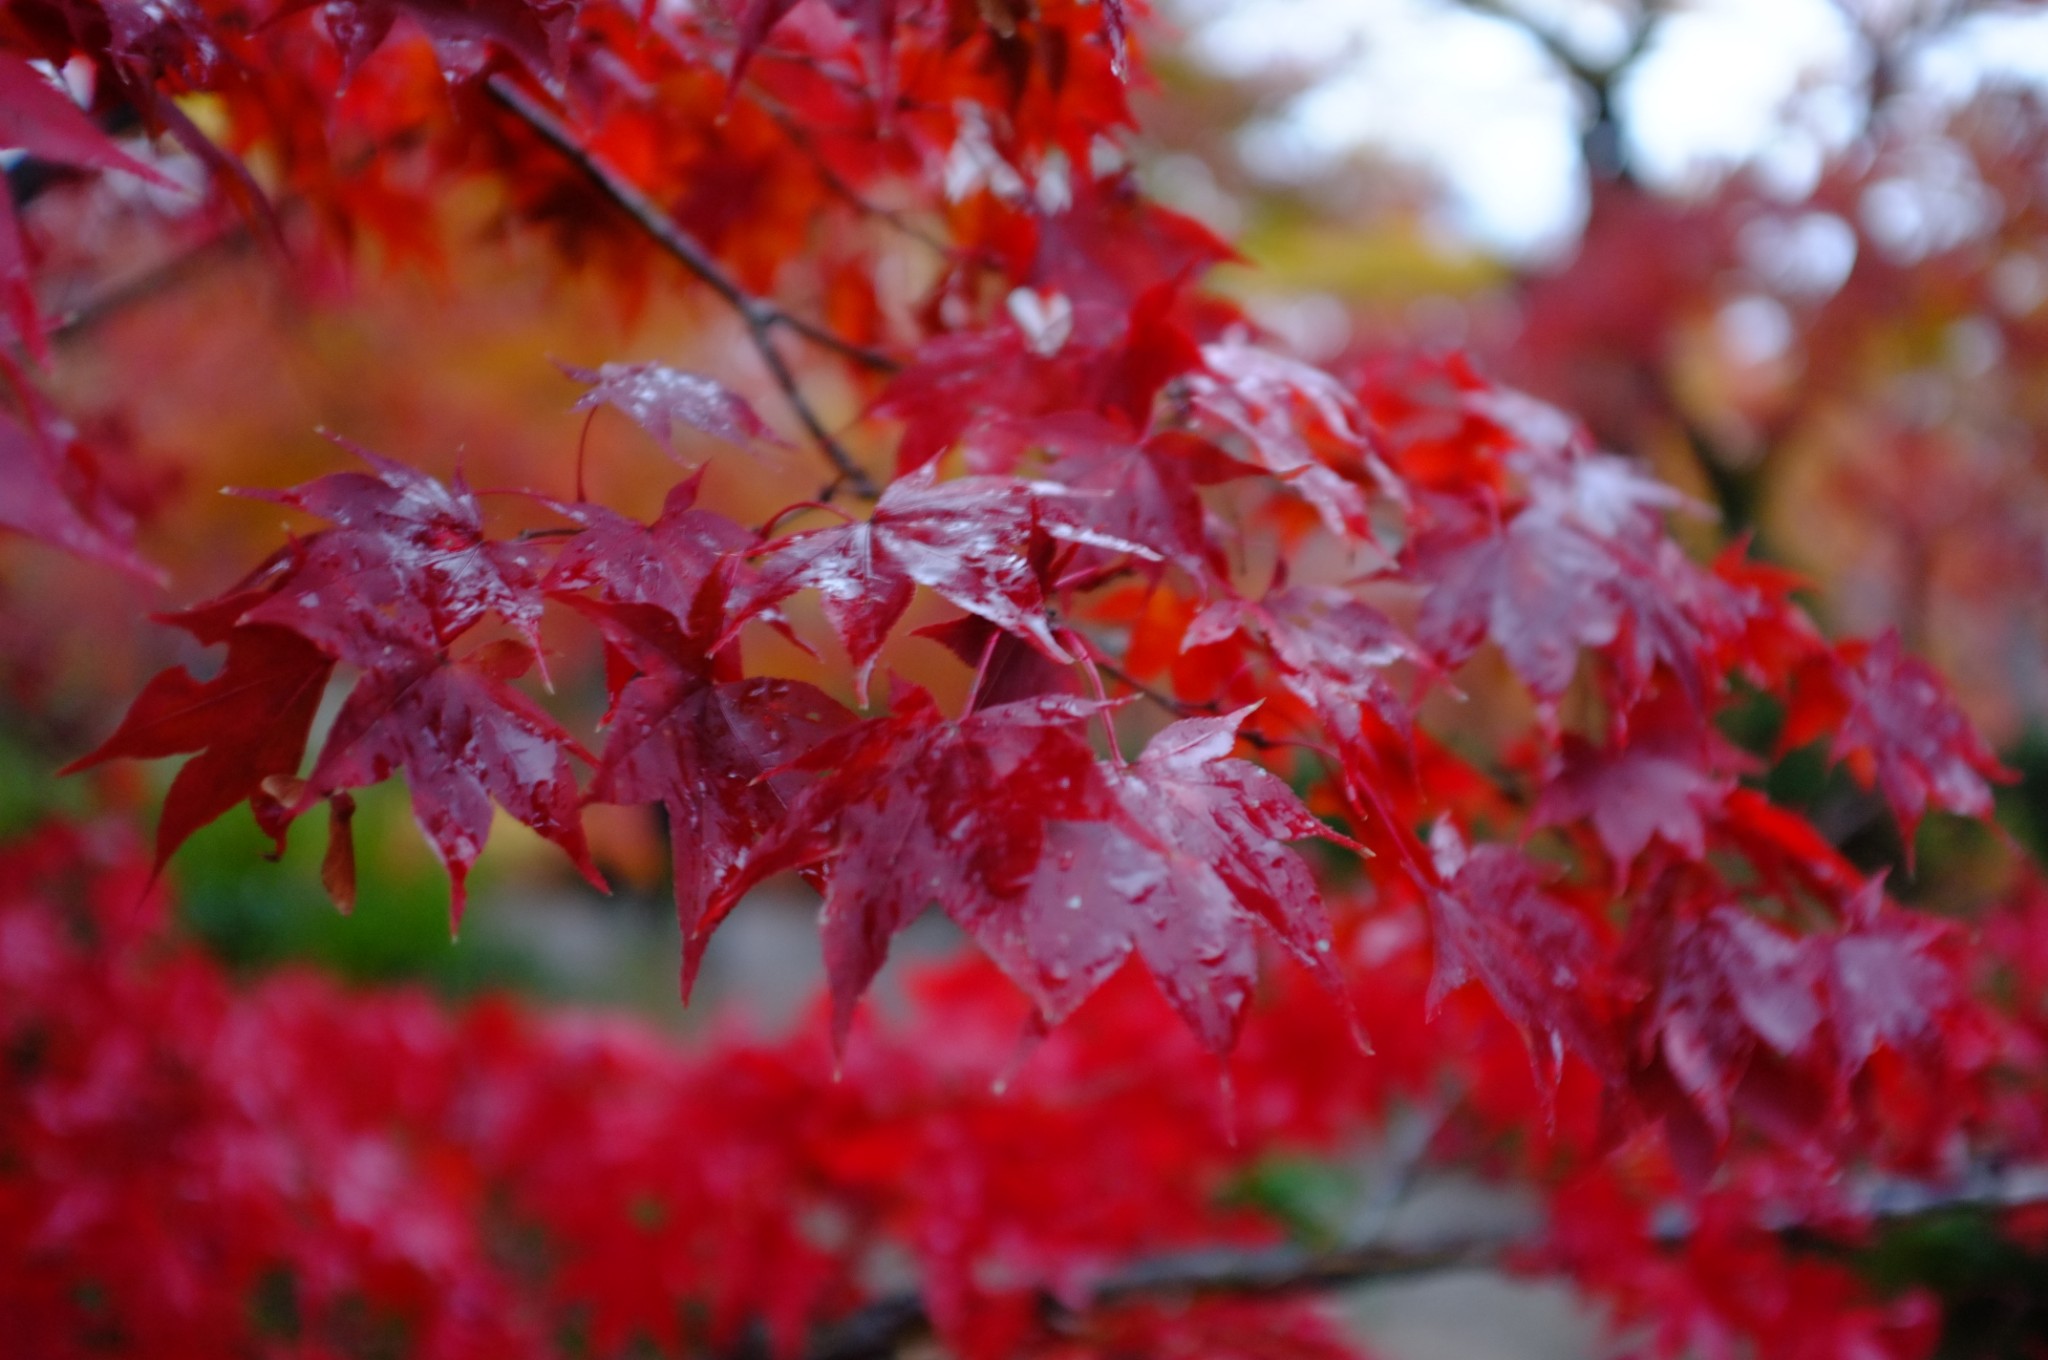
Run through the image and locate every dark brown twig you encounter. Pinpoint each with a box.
[483,75,888,499]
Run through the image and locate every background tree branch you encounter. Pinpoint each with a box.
[802,1162,2048,1360]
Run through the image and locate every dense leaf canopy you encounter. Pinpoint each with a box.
[5,0,2047,1356]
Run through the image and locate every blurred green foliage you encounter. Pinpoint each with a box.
[170,787,544,995]
[0,726,540,995]
[1864,1212,2048,1359]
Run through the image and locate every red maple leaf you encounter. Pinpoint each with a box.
[1532,689,1743,872]
[1816,878,1959,1082]
[1783,631,2009,845]
[1626,884,1829,1154]
[1424,828,1612,1080]
[1186,583,1418,741]
[302,636,602,924]
[577,599,854,995]
[1184,338,1388,542]
[998,708,1360,1052]
[735,466,1143,699]
[63,624,335,870]
[542,475,755,636]
[242,445,548,658]
[1028,416,1247,579]
[711,688,1115,1044]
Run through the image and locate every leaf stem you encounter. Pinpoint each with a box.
[1069,638,1125,766]
[574,408,596,504]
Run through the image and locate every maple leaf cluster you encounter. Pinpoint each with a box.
[2,0,2043,1352]
[9,818,2046,1360]
[9,0,2011,1139]
[1502,84,2048,741]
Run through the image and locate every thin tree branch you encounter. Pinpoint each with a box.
[1455,0,1659,181]
[483,74,888,499]
[50,225,253,343]
[802,1162,2048,1360]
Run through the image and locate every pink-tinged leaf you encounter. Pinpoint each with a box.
[1184,338,1391,542]
[62,625,335,868]
[1631,896,1825,1142]
[1024,415,1244,578]
[1819,879,1957,1080]
[559,360,780,458]
[713,689,1114,1046]
[1410,500,1624,702]
[1785,632,2009,846]
[739,467,1101,700]
[1425,831,1610,1081]
[242,444,545,659]
[1532,692,1742,871]
[579,599,854,995]
[1409,451,1731,706]
[304,637,601,926]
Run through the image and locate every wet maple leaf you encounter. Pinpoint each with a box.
[1026,416,1245,579]
[1424,828,1611,1081]
[976,708,1360,1053]
[711,689,1115,1044]
[303,637,602,926]
[736,466,1145,700]
[1184,338,1388,543]
[242,445,547,657]
[1532,691,1743,872]
[542,476,755,636]
[577,599,854,995]
[1817,878,1958,1081]
[1186,584,1417,740]
[559,360,780,459]
[1409,499,1626,703]
[1632,898,1825,1144]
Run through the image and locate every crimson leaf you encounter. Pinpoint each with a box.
[303,636,601,925]
[968,708,1361,1053]
[578,598,855,995]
